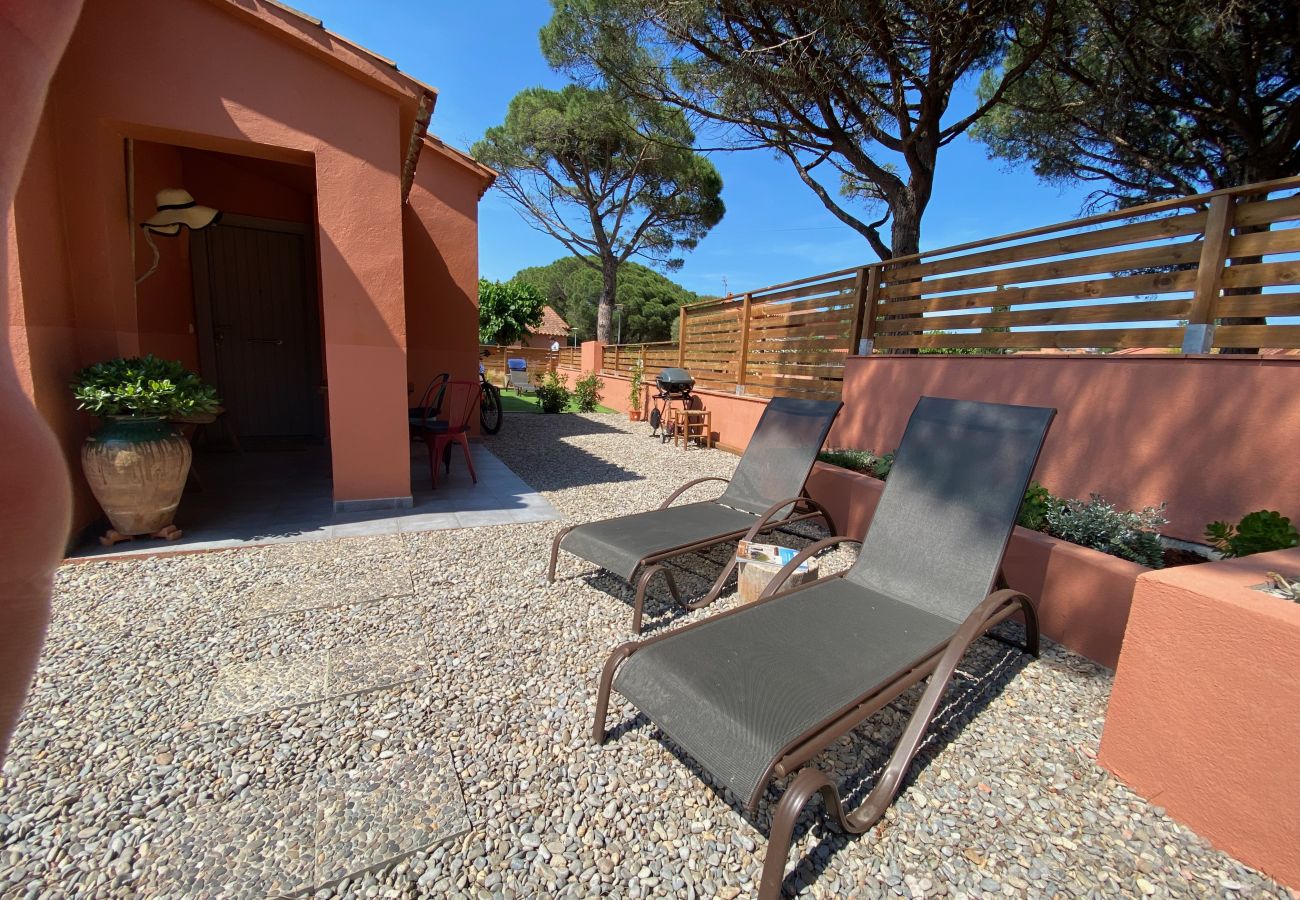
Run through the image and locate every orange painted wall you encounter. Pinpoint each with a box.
[831,354,1300,541]
[404,147,481,413]
[9,0,420,525]
[1099,548,1300,887]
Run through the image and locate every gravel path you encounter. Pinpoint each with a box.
[1,411,1290,898]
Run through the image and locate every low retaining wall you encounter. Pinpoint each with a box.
[557,365,770,453]
[831,354,1300,542]
[806,462,1144,669]
[1099,548,1300,888]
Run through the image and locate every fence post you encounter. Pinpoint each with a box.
[1183,195,1236,354]
[735,293,752,395]
[678,306,687,367]
[852,265,880,355]
[613,343,620,373]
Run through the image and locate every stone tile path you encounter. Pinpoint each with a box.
[70,442,559,559]
[118,538,470,895]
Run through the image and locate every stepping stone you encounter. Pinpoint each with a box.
[200,653,328,722]
[314,744,468,884]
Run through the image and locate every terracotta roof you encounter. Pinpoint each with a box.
[529,306,571,337]
[420,133,497,196]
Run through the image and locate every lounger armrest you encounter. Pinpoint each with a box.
[757,535,864,600]
[658,476,731,509]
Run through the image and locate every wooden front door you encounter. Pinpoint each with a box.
[193,216,322,440]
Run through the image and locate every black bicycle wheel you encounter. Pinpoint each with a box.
[479,381,503,434]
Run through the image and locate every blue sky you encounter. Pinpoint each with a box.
[296,1,1095,297]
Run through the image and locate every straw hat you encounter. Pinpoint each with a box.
[141,188,221,234]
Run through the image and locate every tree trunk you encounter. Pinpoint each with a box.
[884,195,923,354]
[596,257,618,344]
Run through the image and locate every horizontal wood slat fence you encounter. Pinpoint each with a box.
[479,345,561,383]
[598,176,1300,399]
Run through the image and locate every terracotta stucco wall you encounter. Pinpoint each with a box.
[9,0,417,530]
[1099,548,1300,887]
[403,149,482,411]
[831,354,1300,541]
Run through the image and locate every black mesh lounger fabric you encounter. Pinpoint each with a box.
[560,502,762,582]
[614,577,954,807]
[611,397,1055,808]
[718,398,843,516]
[558,397,842,582]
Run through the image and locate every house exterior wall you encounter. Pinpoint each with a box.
[403,148,482,415]
[5,0,494,534]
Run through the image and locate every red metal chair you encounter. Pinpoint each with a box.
[418,379,478,488]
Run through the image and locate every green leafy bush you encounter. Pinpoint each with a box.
[872,450,895,480]
[1205,510,1299,558]
[1018,482,1056,531]
[628,360,643,412]
[817,448,895,480]
[535,370,571,414]
[1046,494,1168,568]
[573,371,604,413]
[72,355,219,418]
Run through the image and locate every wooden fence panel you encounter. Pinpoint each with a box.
[595,177,1300,391]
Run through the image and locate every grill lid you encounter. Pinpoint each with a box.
[656,367,695,393]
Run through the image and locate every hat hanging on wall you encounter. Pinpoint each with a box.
[141,188,221,234]
[136,188,221,285]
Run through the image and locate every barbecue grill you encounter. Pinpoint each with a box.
[650,367,696,437]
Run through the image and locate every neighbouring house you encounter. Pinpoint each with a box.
[519,305,570,350]
[6,0,495,538]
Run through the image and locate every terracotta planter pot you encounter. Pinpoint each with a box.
[628,409,642,422]
[81,416,191,536]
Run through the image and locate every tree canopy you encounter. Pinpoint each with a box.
[513,256,700,343]
[478,278,547,345]
[543,0,1056,261]
[972,0,1300,207]
[472,85,724,342]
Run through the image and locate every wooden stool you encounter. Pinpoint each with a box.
[674,409,713,449]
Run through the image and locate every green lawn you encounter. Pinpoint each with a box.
[498,391,616,415]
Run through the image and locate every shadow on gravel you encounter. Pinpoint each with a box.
[485,414,649,492]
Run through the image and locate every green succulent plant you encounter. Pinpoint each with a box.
[72,355,219,418]
[1205,511,1299,558]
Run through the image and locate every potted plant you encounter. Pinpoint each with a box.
[628,361,644,422]
[72,355,219,545]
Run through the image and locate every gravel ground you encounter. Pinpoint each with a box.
[1,411,1291,898]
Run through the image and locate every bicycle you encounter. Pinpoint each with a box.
[478,352,503,434]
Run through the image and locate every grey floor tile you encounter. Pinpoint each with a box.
[201,654,328,722]
[395,512,463,532]
[453,509,519,528]
[314,745,468,884]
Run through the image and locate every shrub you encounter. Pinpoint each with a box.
[628,360,643,413]
[535,370,571,414]
[817,448,895,480]
[871,450,895,480]
[573,371,604,413]
[1017,482,1056,531]
[1046,493,1168,568]
[1205,510,1299,558]
[72,355,219,418]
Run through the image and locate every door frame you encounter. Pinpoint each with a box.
[190,213,325,439]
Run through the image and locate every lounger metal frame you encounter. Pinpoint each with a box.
[592,542,1039,900]
[548,476,837,633]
